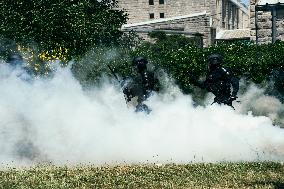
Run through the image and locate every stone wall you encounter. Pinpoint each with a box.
[117,0,215,24]
[250,0,284,43]
[250,0,272,43]
[122,13,212,46]
[119,0,249,47]
[277,9,284,41]
[118,0,249,30]
[250,0,257,41]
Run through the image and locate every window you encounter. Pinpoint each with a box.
[160,13,165,18]
[149,13,154,19]
[277,9,284,19]
[159,0,164,4]
[149,0,154,5]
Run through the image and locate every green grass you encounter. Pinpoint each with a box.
[0,162,283,188]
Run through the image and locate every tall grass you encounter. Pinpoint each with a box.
[0,162,283,188]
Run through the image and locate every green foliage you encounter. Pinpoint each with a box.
[0,0,127,59]
[71,31,143,86]
[148,30,167,40]
[132,35,206,93]
[132,37,284,94]
[71,46,133,87]
[148,30,203,49]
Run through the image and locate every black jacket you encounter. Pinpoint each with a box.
[197,67,239,105]
[123,70,160,103]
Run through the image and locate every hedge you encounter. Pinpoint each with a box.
[130,34,284,94]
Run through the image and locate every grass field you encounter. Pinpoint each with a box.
[0,162,284,188]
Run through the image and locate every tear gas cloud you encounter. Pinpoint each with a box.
[0,61,283,168]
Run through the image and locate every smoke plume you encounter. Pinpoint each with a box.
[0,61,283,168]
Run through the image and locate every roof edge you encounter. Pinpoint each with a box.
[257,0,284,6]
[122,11,208,28]
[229,0,249,15]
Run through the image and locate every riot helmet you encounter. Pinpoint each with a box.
[132,56,148,72]
[7,53,24,67]
[208,54,222,70]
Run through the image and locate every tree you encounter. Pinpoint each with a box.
[0,0,128,59]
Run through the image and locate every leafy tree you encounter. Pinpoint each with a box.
[0,0,128,59]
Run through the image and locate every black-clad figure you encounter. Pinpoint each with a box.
[268,65,284,102]
[6,53,33,82]
[123,56,159,113]
[194,54,239,107]
[7,53,24,68]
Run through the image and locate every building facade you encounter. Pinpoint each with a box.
[117,0,213,24]
[118,0,249,30]
[250,0,284,43]
[118,0,250,46]
[215,0,249,30]
[122,12,212,46]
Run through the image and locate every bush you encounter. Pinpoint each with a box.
[131,37,284,94]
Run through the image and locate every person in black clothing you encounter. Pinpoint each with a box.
[267,65,284,103]
[6,53,33,82]
[123,56,159,113]
[193,54,239,107]
[7,53,24,68]
[273,67,284,94]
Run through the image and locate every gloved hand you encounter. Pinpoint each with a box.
[123,87,133,102]
[230,95,238,101]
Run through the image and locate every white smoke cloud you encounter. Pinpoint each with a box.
[235,82,284,127]
[0,62,283,168]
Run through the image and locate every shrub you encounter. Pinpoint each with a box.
[131,37,284,94]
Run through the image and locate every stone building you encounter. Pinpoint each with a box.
[250,0,284,43]
[118,0,250,46]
